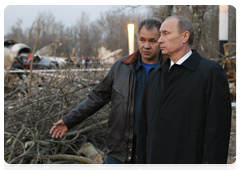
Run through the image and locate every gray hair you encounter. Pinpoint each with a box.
[138,18,162,35]
[166,15,194,47]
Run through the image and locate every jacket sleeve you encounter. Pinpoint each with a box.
[62,62,117,130]
[202,63,232,164]
[136,89,148,164]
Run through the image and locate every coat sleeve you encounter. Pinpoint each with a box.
[136,88,148,164]
[202,63,232,164]
[62,62,117,130]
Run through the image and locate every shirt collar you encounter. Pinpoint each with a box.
[169,50,192,69]
[136,53,162,71]
[160,49,202,73]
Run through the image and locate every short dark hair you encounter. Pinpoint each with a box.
[166,15,194,47]
[138,18,162,35]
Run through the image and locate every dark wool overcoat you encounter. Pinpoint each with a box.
[136,49,232,164]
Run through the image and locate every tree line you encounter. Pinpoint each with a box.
[4,5,236,59]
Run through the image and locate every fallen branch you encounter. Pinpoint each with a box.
[78,142,104,163]
[35,154,98,164]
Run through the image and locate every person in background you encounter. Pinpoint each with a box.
[11,56,24,69]
[93,56,100,69]
[85,57,90,68]
[81,55,85,67]
[136,15,232,164]
[50,18,166,164]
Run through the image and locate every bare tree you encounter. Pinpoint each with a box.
[31,11,57,50]
[199,6,219,59]
[75,12,93,57]
[191,5,207,51]
[147,5,173,22]
[96,10,146,56]
[227,5,236,53]
[24,22,36,48]
[29,18,41,94]
[89,21,104,56]
[64,27,78,55]
[7,18,23,42]
[162,5,173,21]
[5,6,235,61]
[148,5,234,59]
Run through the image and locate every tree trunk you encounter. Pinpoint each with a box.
[191,5,207,50]
[162,5,173,21]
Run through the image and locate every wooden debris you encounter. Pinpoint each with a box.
[4,67,109,164]
[4,57,236,164]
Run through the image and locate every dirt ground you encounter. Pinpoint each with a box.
[227,104,236,164]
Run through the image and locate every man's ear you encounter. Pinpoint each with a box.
[182,31,190,44]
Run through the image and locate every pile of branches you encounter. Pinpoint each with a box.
[4,67,110,164]
[5,64,236,164]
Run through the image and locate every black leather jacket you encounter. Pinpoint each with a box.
[62,50,140,162]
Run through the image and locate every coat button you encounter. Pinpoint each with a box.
[128,157,131,160]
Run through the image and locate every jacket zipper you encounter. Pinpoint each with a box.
[126,70,134,161]
[127,71,133,134]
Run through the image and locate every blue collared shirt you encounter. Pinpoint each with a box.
[134,54,162,135]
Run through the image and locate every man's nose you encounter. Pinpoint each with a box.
[143,42,150,48]
[158,36,163,44]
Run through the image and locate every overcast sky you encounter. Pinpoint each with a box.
[4,5,149,35]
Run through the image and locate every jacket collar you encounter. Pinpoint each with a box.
[181,49,202,71]
[160,49,202,72]
[121,49,139,64]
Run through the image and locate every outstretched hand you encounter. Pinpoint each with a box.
[49,119,68,138]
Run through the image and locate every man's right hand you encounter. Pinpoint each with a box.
[49,119,68,138]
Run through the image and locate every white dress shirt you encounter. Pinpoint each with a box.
[169,50,192,69]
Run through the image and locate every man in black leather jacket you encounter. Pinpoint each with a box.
[50,18,166,164]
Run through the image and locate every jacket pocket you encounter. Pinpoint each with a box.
[112,86,126,98]
[108,86,127,135]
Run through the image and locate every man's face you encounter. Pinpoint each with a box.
[137,25,161,63]
[158,18,184,56]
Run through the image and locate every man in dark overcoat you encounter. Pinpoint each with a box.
[136,15,232,164]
